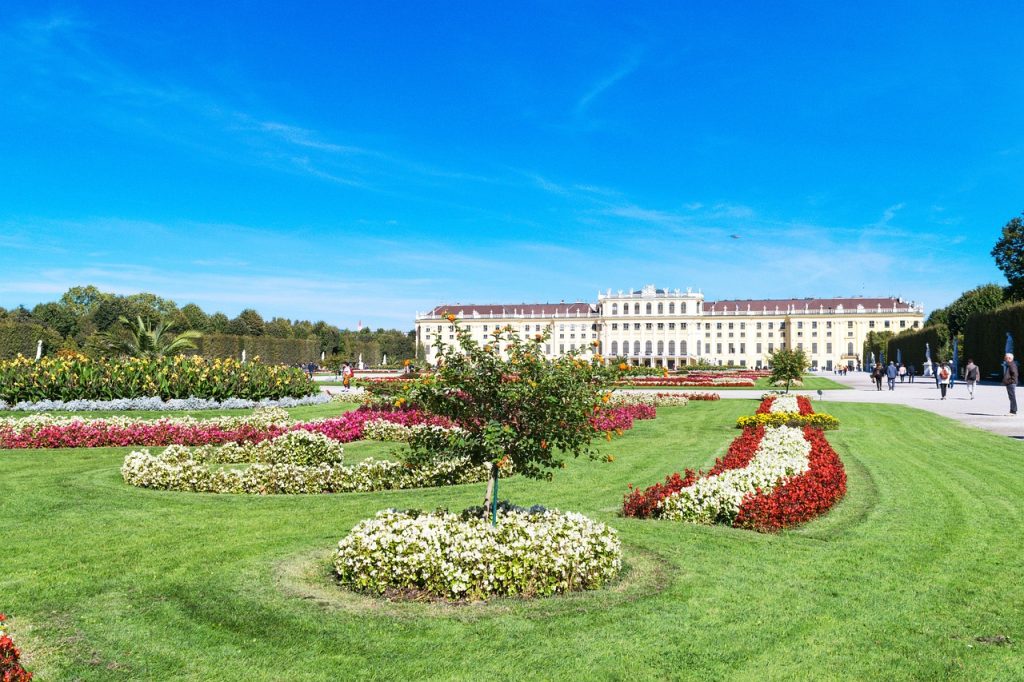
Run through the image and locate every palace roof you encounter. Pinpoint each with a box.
[703,297,917,313]
[429,303,596,317]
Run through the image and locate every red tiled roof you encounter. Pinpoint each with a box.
[430,303,596,316]
[703,297,918,312]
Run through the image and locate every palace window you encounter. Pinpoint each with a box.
[901,320,907,328]
[669,302,675,314]
[657,323,664,330]
[740,343,746,353]
[668,323,675,330]
[668,340,675,355]
[717,323,722,330]
[611,341,618,355]
[657,340,664,354]
[757,322,762,329]
[612,303,618,315]
[633,341,641,355]
[560,344,565,353]
[826,343,832,353]
[812,321,818,329]
[717,343,723,353]
[768,322,774,329]
[768,343,774,352]
[847,342,854,354]
[729,322,734,330]
[646,303,652,314]
[869,321,875,328]
[611,323,618,330]
[729,344,735,354]
[657,302,663,314]
[848,321,854,328]
[884,320,891,328]
[812,343,818,353]
[623,305,629,315]
[756,343,762,353]
[680,340,687,354]
[634,323,641,330]
[634,303,640,314]
[681,302,687,314]
[646,323,653,330]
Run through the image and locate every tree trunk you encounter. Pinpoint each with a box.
[482,462,499,509]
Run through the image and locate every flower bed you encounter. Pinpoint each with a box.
[334,506,621,600]
[614,376,755,388]
[0,355,317,404]
[607,393,687,407]
[0,407,449,450]
[591,404,656,436]
[121,430,489,494]
[0,613,32,681]
[738,395,837,429]
[0,393,329,413]
[622,400,845,531]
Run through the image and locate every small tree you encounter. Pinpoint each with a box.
[410,316,606,514]
[767,347,808,393]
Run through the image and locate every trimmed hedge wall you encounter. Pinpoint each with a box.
[886,324,950,372]
[964,302,1024,378]
[185,333,320,365]
[0,322,63,360]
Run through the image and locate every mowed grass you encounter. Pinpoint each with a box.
[3,401,1023,680]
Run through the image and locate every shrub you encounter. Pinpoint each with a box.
[0,354,317,404]
[334,507,621,600]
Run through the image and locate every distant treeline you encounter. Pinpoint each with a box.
[0,285,414,364]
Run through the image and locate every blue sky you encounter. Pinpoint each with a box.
[1,2,1022,328]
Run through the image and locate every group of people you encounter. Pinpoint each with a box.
[867,355,1019,413]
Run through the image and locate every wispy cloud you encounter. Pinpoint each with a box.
[574,52,642,115]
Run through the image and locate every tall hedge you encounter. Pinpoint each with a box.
[0,322,63,360]
[964,301,1024,378]
[186,333,320,365]
[886,324,950,371]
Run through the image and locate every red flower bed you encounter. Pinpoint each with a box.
[734,426,847,532]
[0,614,32,681]
[623,399,846,531]
[755,396,776,414]
[678,392,720,401]
[617,377,756,387]
[622,426,765,518]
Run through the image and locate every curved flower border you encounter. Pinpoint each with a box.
[622,397,846,532]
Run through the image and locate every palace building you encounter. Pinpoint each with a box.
[415,284,925,371]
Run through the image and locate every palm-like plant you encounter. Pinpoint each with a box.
[93,315,202,359]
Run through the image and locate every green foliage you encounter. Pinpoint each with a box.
[925,306,949,327]
[0,322,62,360]
[90,315,201,359]
[228,308,266,337]
[187,333,321,365]
[0,354,318,403]
[410,317,606,481]
[766,347,808,393]
[863,330,894,363]
[963,300,1024,377]
[946,283,1006,336]
[991,211,1024,299]
[886,323,950,370]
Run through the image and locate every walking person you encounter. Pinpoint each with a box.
[886,361,898,391]
[871,363,884,391]
[937,362,951,399]
[964,358,980,400]
[898,363,907,383]
[909,363,916,383]
[342,362,354,389]
[1003,353,1018,415]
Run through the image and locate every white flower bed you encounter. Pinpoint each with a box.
[0,393,329,412]
[659,426,811,524]
[0,406,293,432]
[361,419,466,443]
[607,393,689,407]
[769,394,800,413]
[121,431,488,494]
[334,508,622,600]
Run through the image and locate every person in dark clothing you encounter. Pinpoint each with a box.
[908,364,916,383]
[1003,353,1018,415]
[938,362,951,400]
[885,361,898,390]
[964,358,980,399]
[871,363,884,391]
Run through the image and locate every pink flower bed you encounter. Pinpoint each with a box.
[591,404,656,433]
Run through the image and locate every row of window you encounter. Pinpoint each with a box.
[607,301,692,315]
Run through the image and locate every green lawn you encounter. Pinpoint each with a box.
[3,401,1023,680]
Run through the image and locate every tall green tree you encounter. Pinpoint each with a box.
[992,211,1024,300]
[228,309,266,336]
